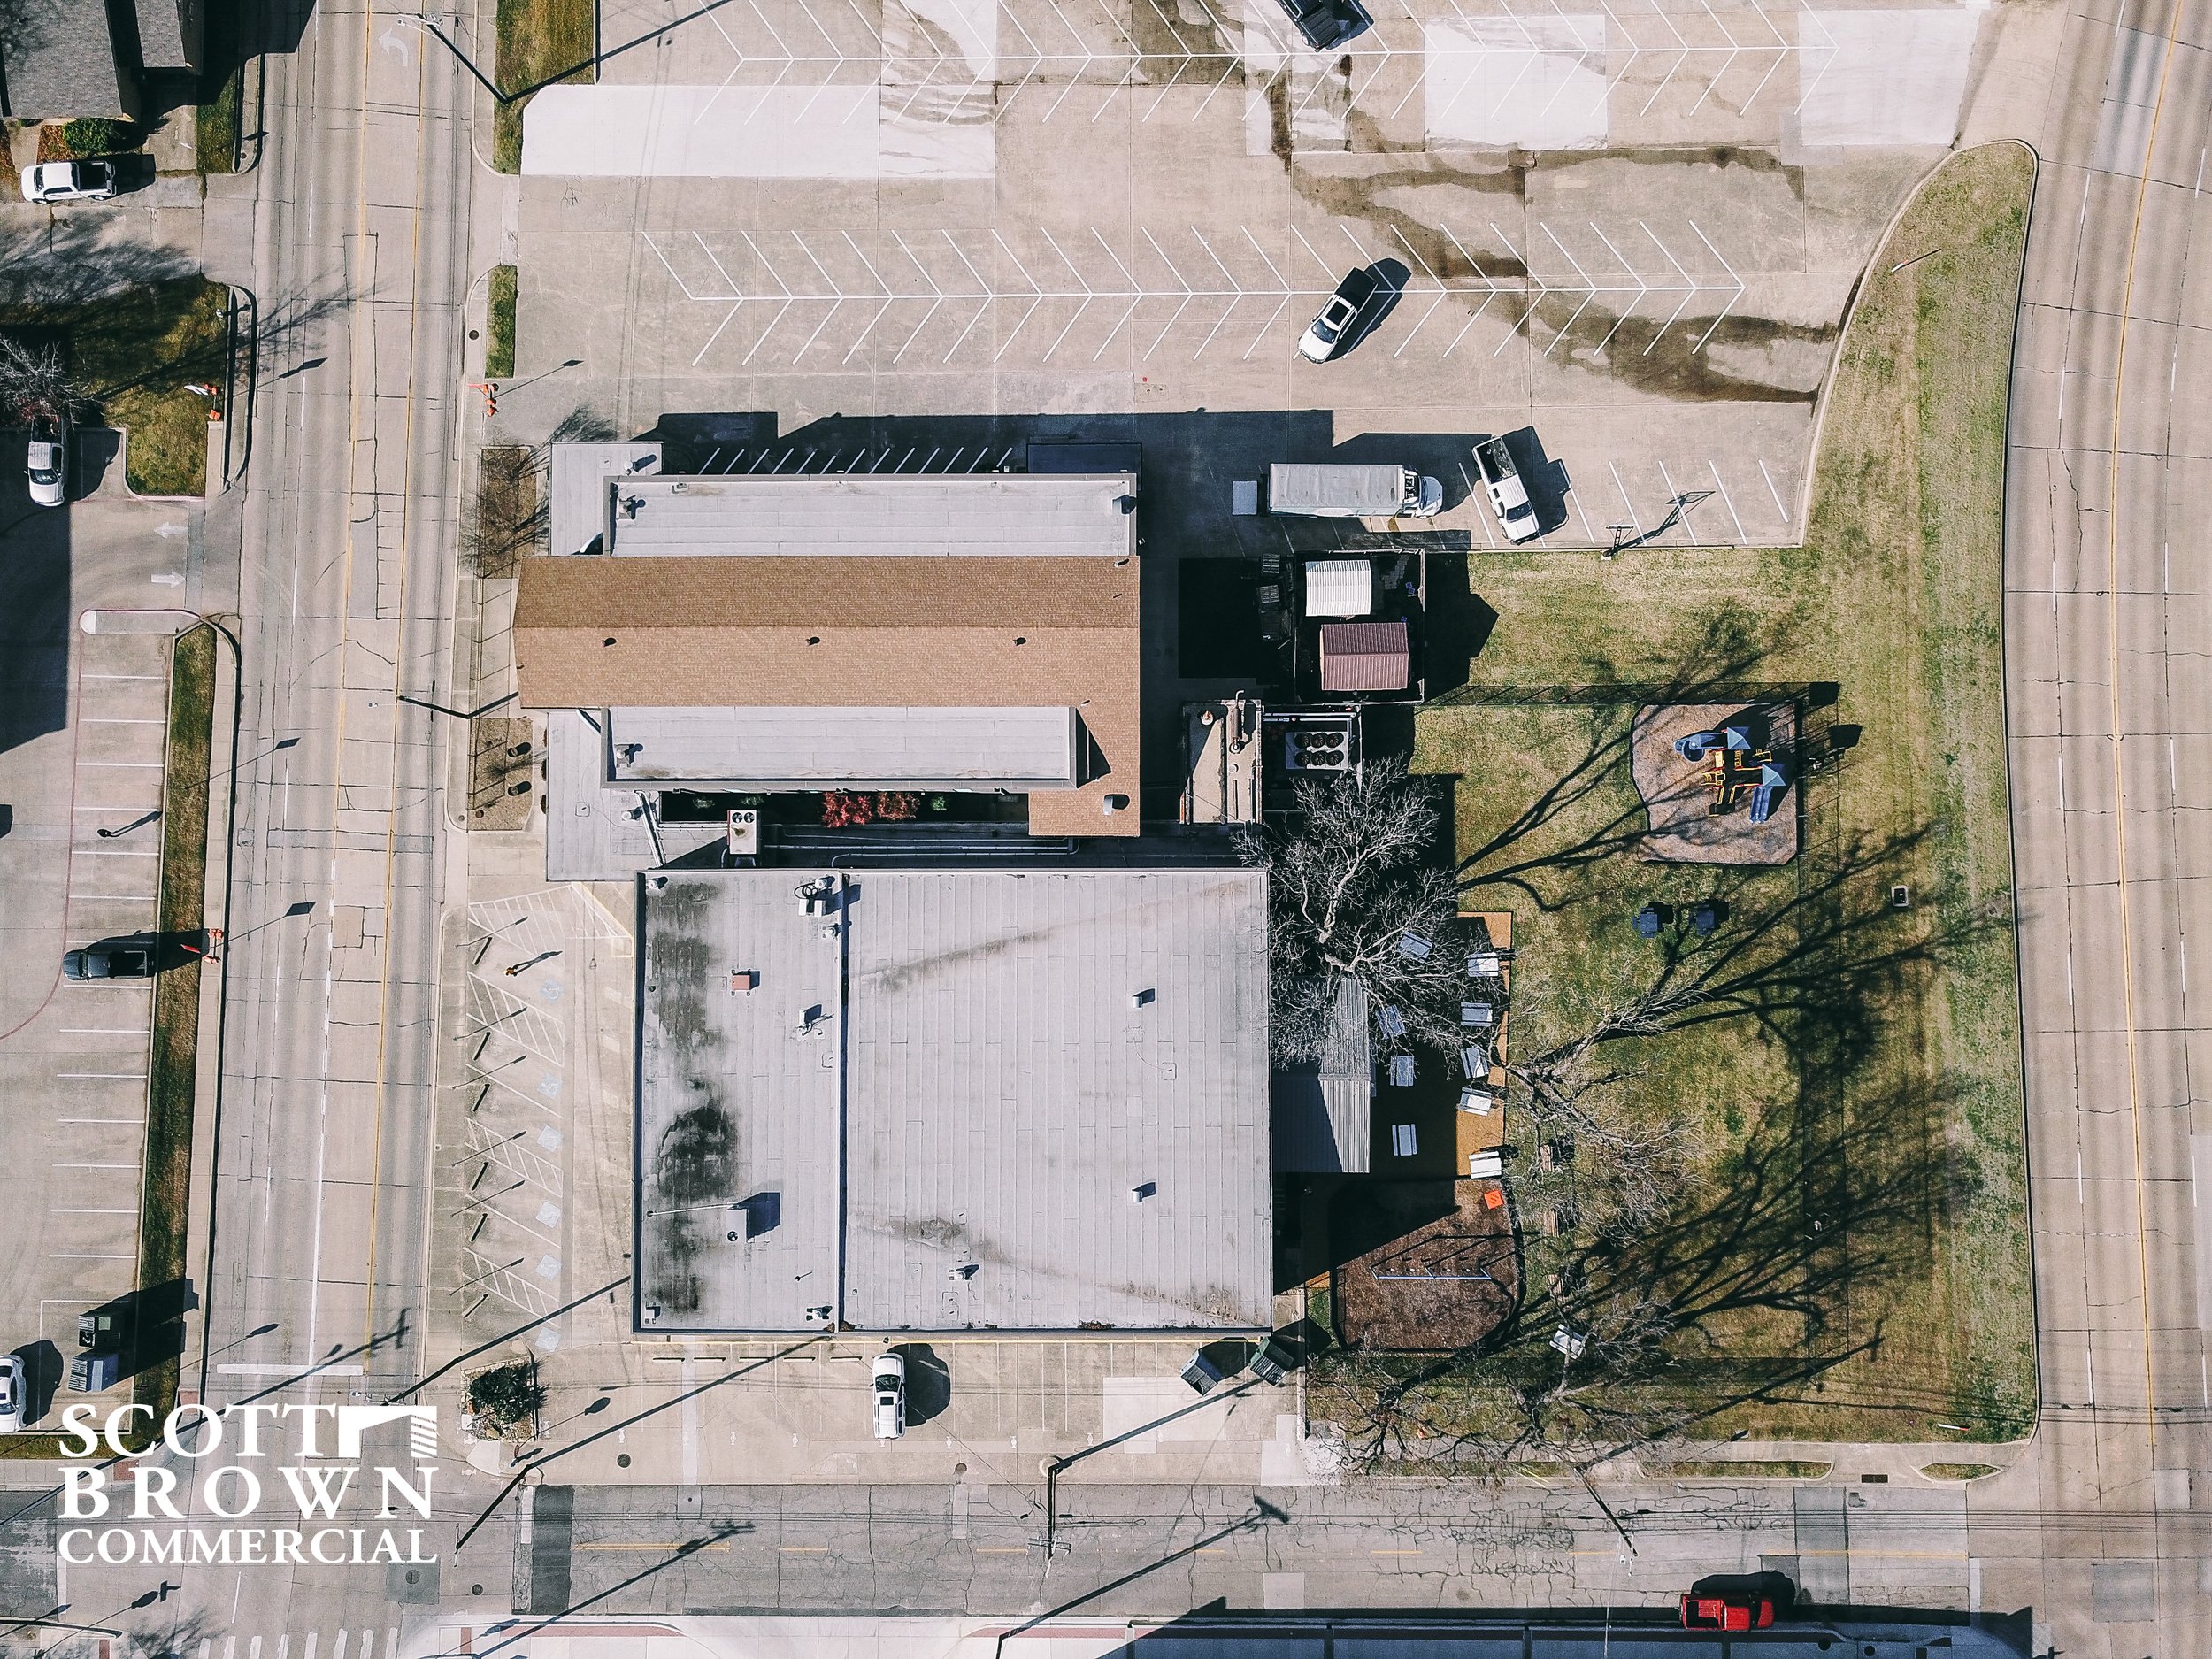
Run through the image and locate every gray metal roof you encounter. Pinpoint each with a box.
[635,867,1273,1333]
[544,710,722,882]
[1271,977,1372,1173]
[596,472,1138,559]
[603,704,1079,789]
[635,871,846,1332]
[549,442,663,557]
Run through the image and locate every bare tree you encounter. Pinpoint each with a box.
[460,444,546,579]
[1237,757,1468,1064]
[0,334,81,420]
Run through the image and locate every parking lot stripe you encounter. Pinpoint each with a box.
[81,672,165,680]
[84,718,165,725]
[57,1072,149,1080]
[58,1120,144,1126]
[79,761,165,768]
[50,1253,133,1260]
[60,1027,143,1034]
[53,1162,138,1170]
[51,1207,136,1215]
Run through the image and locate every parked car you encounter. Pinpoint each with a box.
[1680,1571,1794,1630]
[1296,266,1382,363]
[27,410,67,508]
[1272,0,1367,50]
[0,1354,24,1433]
[63,942,155,981]
[1472,435,1540,542]
[872,1352,906,1439]
[21,160,118,204]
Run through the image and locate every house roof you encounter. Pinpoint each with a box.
[514,554,1141,833]
[1,0,135,119]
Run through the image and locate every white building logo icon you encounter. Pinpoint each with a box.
[334,1404,438,1463]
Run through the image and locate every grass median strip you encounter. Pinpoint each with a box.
[495,0,595,173]
[486,265,518,379]
[137,624,218,1426]
[1378,143,2037,1450]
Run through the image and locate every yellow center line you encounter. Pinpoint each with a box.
[779,1545,831,1553]
[2101,0,2185,1468]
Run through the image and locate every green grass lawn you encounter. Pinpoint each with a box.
[487,264,518,378]
[1408,144,2036,1443]
[4,277,231,495]
[495,0,595,173]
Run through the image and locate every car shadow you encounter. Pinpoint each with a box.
[107,155,160,196]
[73,426,119,498]
[15,1340,64,1425]
[895,1342,951,1426]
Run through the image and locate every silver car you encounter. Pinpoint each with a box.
[27,411,66,508]
[21,160,118,204]
[1296,267,1381,364]
[0,1354,25,1432]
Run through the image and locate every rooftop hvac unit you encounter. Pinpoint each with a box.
[726,809,759,857]
[1387,1055,1416,1087]
[1458,1087,1494,1115]
[1461,1044,1487,1079]
[1468,1149,1504,1179]
[1460,1002,1494,1027]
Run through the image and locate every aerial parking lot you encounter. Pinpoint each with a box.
[507,0,2026,548]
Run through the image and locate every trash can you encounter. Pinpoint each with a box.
[1179,1350,1228,1394]
[71,1349,121,1393]
[1248,1336,1298,1386]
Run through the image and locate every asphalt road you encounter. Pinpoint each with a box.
[1982,0,2212,1651]
[197,5,469,1421]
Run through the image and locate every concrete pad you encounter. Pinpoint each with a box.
[1798,5,1988,150]
[1423,17,1609,151]
[524,85,996,180]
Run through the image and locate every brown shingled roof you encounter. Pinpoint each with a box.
[515,554,1142,834]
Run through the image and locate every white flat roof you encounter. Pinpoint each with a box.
[592,472,1137,559]
[549,442,663,557]
[636,867,1273,1333]
[603,705,1079,789]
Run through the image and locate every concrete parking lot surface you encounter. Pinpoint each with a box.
[0,472,210,1427]
[506,0,2016,549]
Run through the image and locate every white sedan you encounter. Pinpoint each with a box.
[27,411,67,508]
[872,1352,906,1439]
[22,160,119,204]
[0,1353,25,1433]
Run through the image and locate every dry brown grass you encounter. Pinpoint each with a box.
[1402,143,2037,1444]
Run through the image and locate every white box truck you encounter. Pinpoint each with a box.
[1268,463,1442,518]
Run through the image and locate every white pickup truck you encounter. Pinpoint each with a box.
[1472,436,1540,542]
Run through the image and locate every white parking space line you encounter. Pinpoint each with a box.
[56,1072,150,1080]
[84,717,166,725]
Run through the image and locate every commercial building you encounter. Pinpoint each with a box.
[634,866,1273,1333]
[514,444,1142,878]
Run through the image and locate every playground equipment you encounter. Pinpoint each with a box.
[1673,718,1790,825]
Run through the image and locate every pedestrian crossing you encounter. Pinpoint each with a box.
[192,1629,403,1659]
